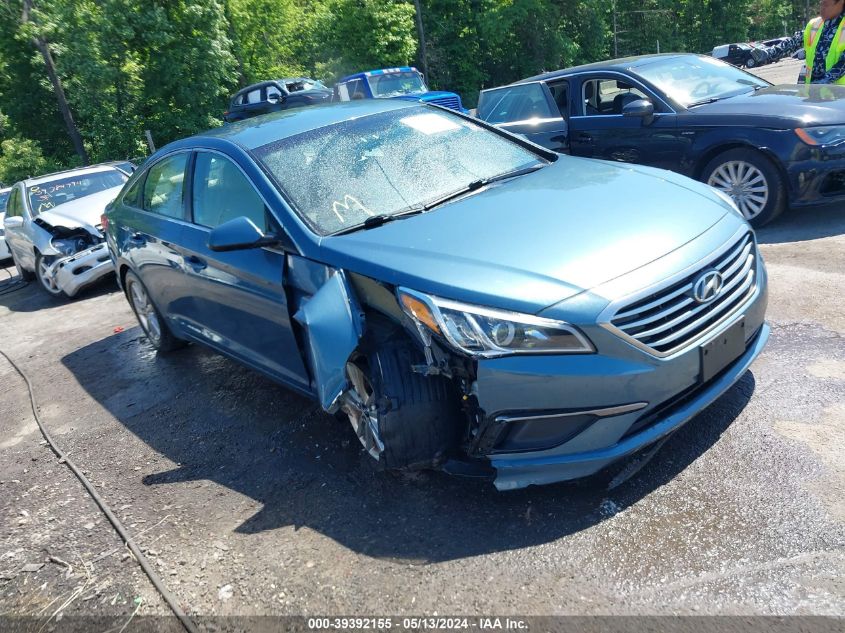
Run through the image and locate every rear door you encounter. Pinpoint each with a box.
[568,74,686,172]
[118,151,192,326]
[176,150,310,390]
[476,82,569,152]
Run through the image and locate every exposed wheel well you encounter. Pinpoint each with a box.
[118,264,131,291]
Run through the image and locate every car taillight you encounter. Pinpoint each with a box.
[100,213,109,232]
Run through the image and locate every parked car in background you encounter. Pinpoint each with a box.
[224,78,332,122]
[105,100,768,491]
[333,67,467,112]
[711,43,766,68]
[0,187,11,261]
[476,53,845,226]
[3,164,127,297]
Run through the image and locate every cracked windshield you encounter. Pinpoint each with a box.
[27,170,127,215]
[255,106,543,235]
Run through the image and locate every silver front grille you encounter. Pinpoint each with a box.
[608,232,758,356]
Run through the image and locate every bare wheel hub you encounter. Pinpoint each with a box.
[341,361,385,460]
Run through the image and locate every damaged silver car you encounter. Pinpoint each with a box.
[106,101,768,490]
[3,165,128,298]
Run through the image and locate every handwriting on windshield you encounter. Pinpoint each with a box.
[332,194,373,223]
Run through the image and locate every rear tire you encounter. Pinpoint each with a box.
[342,323,463,471]
[702,148,786,227]
[125,270,185,352]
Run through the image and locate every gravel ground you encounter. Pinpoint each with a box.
[1,168,843,627]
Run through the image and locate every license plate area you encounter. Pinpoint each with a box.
[700,318,746,383]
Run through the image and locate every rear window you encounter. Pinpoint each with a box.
[254,106,543,235]
[27,169,127,215]
[477,84,556,124]
[0,190,10,213]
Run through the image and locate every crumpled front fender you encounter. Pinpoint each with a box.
[294,270,365,412]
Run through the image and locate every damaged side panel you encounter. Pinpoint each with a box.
[293,269,364,411]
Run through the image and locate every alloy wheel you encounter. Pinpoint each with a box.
[342,360,385,460]
[37,256,63,295]
[129,281,162,345]
[707,160,769,221]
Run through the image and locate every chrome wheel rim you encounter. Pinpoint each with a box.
[37,257,62,295]
[129,281,162,345]
[342,361,384,461]
[707,160,769,220]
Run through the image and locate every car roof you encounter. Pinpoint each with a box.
[196,99,418,150]
[337,67,419,82]
[21,163,124,188]
[514,53,701,84]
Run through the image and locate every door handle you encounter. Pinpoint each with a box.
[575,132,593,142]
[185,255,207,271]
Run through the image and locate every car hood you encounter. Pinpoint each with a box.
[35,186,121,232]
[691,85,845,126]
[319,157,733,314]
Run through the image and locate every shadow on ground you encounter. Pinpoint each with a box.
[60,327,757,563]
[756,201,845,244]
[0,262,118,312]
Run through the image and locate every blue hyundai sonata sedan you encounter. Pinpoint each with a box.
[104,100,769,490]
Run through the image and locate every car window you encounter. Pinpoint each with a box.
[192,153,269,231]
[245,88,261,104]
[0,190,10,213]
[338,79,366,101]
[477,84,556,124]
[27,169,127,215]
[546,81,570,117]
[367,71,426,97]
[581,79,649,116]
[122,174,145,208]
[142,153,187,219]
[266,85,283,100]
[6,187,22,218]
[254,105,545,236]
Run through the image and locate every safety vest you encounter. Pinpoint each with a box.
[804,15,845,85]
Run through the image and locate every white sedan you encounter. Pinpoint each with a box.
[2,164,128,298]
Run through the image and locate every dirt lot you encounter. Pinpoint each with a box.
[1,138,844,629]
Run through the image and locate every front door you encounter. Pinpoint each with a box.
[568,75,686,172]
[476,81,569,152]
[175,150,310,390]
[3,186,35,270]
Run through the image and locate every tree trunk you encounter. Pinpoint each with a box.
[412,0,429,79]
[22,0,89,164]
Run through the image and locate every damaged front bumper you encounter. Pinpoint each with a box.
[44,242,114,297]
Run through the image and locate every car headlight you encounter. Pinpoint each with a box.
[51,237,88,257]
[397,288,594,357]
[795,126,845,147]
[710,187,745,219]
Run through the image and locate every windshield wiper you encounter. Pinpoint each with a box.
[422,163,546,211]
[332,208,424,236]
[687,97,723,108]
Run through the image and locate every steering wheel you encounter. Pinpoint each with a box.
[690,82,718,98]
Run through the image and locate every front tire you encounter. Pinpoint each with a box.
[702,148,786,227]
[124,270,185,352]
[341,328,462,471]
[745,58,756,68]
[35,253,67,298]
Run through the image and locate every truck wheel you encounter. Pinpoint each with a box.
[35,253,67,298]
[702,148,786,227]
[11,251,35,282]
[341,328,462,470]
[125,270,185,352]
[746,58,756,68]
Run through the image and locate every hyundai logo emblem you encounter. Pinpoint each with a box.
[693,270,724,304]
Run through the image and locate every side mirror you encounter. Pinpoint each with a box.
[622,99,655,124]
[267,92,284,104]
[208,216,278,252]
[3,215,23,229]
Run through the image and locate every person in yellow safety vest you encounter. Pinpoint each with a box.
[773,0,845,84]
